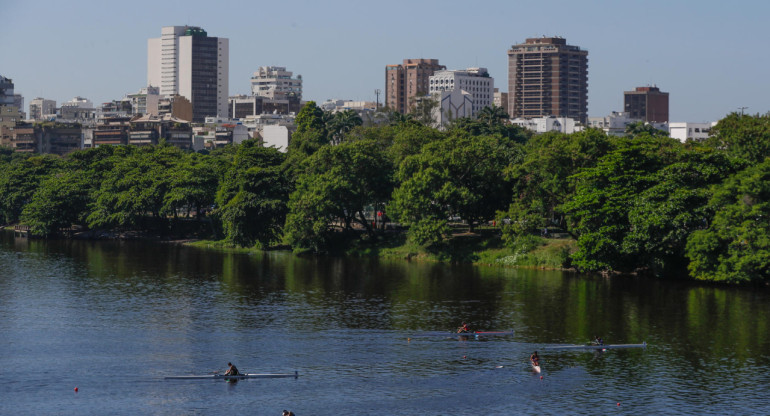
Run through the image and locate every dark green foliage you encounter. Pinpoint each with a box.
[0,155,63,224]
[21,171,90,236]
[501,128,611,242]
[625,121,669,137]
[686,158,770,283]
[284,139,394,250]
[704,112,770,163]
[3,110,770,285]
[564,135,681,271]
[390,132,519,245]
[217,142,289,247]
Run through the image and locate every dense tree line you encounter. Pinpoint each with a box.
[2,106,770,284]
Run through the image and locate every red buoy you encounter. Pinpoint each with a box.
[617,403,620,406]
[540,376,543,380]
[74,387,78,393]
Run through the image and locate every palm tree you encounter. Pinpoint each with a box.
[328,110,363,145]
[477,105,509,126]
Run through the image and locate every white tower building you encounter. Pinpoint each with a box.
[147,26,229,122]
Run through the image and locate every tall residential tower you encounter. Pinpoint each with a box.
[385,59,445,114]
[507,37,588,123]
[147,26,229,122]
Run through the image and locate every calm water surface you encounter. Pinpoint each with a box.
[1,231,769,415]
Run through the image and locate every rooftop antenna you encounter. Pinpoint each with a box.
[738,106,748,115]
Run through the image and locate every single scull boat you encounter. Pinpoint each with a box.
[165,371,299,380]
[456,330,515,338]
[542,342,646,350]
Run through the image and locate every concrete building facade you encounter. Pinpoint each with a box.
[669,122,716,142]
[0,76,14,106]
[429,67,494,116]
[148,26,229,122]
[250,66,302,100]
[29,98,57,120]
[624,86,669,123]
[385,59,445,114]
[507,37,588,123]
[127,86,160,116]
[511,116,580,134]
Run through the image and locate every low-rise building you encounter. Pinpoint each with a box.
[669,122,717,142]
[511,116,581,134]
[36,122,83,155]
[259,124,293,152]
[157,95,193,122]
[127,86,160,116]
[228,94,302,119]
[0,124,36,152]
[93,116,132,146]
[129,114,192,149]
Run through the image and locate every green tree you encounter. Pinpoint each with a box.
[686,158,770,283]
[563,135,681,272]
[0,155,62,224]
[284,139,394,250]
[704,112,770,163]
[413,97,439,127]
[163,152,219,218]
[390,132,519,245]
[625,121,669,137]
[87,145,178,230]
[623,147,739,274]
[216,143,289,247]
[327,109,363,145]
[501,128,611,242]
[21,170,91,236]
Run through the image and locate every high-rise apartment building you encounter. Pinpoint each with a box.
[385,59,445,114]
[624,86,669,123]
[250,66,302,100]
[147,26,229,122]
[507,37,588,123]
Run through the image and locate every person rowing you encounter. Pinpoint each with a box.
[530,351,540,367]
[593,336,604,346]
[457,322,471,333]
[224,362,239,376]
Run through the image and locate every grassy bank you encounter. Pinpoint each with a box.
[185,231,577,271]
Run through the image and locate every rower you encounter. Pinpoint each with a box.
[224,362,239,376]
[594,336,604,346]
[457,322,471,333]
[530,351,540,367]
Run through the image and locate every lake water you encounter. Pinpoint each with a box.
[1,231,769,415]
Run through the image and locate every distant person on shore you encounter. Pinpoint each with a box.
[224,362,239,376]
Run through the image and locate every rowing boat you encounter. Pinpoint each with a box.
[531,362,541,373]
[542,342,647,350]
[456,330,515,338]
[164,371,299,380]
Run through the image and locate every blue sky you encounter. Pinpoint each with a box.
[1,0,767,122]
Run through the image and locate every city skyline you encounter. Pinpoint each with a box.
[1,0,767,122]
